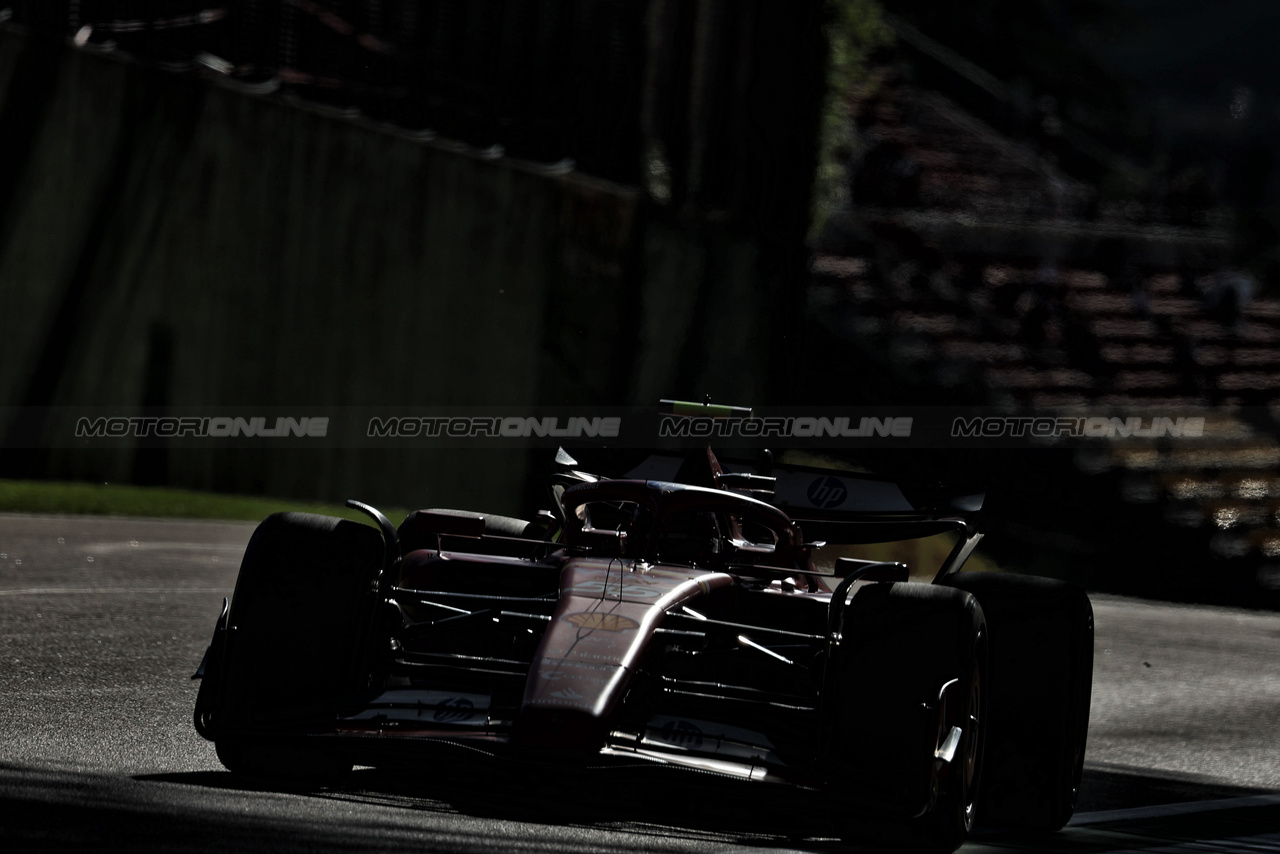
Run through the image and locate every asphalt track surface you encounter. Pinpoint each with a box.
[2,513,1279,852]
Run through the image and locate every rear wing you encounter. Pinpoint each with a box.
[572,399,987,578]
[621,453,981,519]
[765,462,983,517]
[652,399,981,513]
[616,450,984,580]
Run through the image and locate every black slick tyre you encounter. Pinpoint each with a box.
[941,572,1093,831]
[828,581,987,852]
[200,512,383,781]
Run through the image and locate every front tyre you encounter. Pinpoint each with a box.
[924,624,987,852]
[197,512,382,781]
[829,582,987,852]
[942,572,1093,831]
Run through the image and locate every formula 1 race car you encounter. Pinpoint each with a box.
[192,417,1093,851]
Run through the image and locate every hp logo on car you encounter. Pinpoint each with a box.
[807,476,848,509]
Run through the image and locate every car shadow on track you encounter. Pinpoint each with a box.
[129,765,1280,853]
[144,766,844,845]
[141,765,902,850]
[967,766,1280,853]
[1076,765,1270,812]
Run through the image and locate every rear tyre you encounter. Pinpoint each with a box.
[942,572,1093,830]
[829,582,987,852]
[200,512,383,781]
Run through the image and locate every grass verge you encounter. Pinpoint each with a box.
[0,479,409,526]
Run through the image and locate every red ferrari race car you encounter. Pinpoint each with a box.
[193,425,1093,851]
